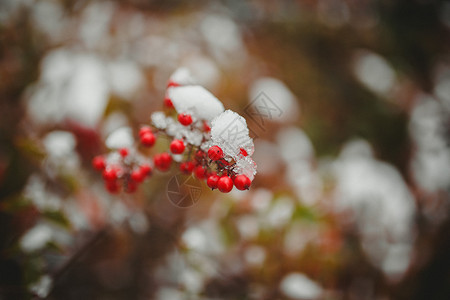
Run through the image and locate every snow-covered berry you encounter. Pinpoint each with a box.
[164,97,174,109]
[119,148,129,158]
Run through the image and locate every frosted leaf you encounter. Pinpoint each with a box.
[211,110,254,159]
[105,126,134,149]
[169,67,195,86]
[168,85,224,121]
[151,111,168,129]
[235,157,257,181]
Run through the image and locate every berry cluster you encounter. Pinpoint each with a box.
[92,68,256,195]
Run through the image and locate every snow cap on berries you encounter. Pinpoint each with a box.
[235,157,257,181]
[168,85,225,121]
[105,126,134,149]
[210,110,254,159]
[169,67,195,86]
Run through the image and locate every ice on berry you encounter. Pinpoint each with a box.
[168,85,224,121]
[151,111,168,129]
[234,157,257,181]
[210,110,254,159]
[169,67,195,86]
[105,126,134,149]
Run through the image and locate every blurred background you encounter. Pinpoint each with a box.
[1,0,450,299]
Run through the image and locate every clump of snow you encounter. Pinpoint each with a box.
[43,130,76,159]
[20,223,53,253]
[168,85,224,121]
[210,110,254,159]
[107,59,144,99]
[333,139,415,278]
[169,67,195,86]
[151,111,169,129]
[30,275,53,298]
[249,77,300,123]
[105,126,134,149]
[234,157,257,181]
[280,273,323,300]
[353,50,396,96]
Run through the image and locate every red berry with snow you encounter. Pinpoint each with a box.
[140,132,156,147]
[208,145,224,161]
[207,174,220,190]
[154,153,172,171]
[92,155,106,170]
[194,165,206,179]
[170,139,185,154]
[180,161,195,174]
[234,174,252,190]
[178,113,192,126]
[119,148,129,158]
[218,175,233,193]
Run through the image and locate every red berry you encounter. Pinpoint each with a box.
[218,175,233,193]
[131,168,145,183]
[167,80,180,88]
[240,148,248,157]
[170,139,185,154]
[180,161,195,174]
[105,180,120,193]
[164,97,174,109]
[207,174,220,190]
[119,148,129,158]
[178,113,193,126]
[141,132,156,147]
[208,145,224,161]
[103,167,119,181]
[154,153,172,171]
[140,164,152,176]
[234,174,252,190]
[92,155,106,170]
[139,126,152,137]
[194,165,206,179]
[195,150,205,160]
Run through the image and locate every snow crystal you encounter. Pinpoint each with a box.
[169,67,195,86]
[280,273,323,300]
[105,126,134,149]
[151,111,168,129]
[211,110,254,159]
[168,85,224,121]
